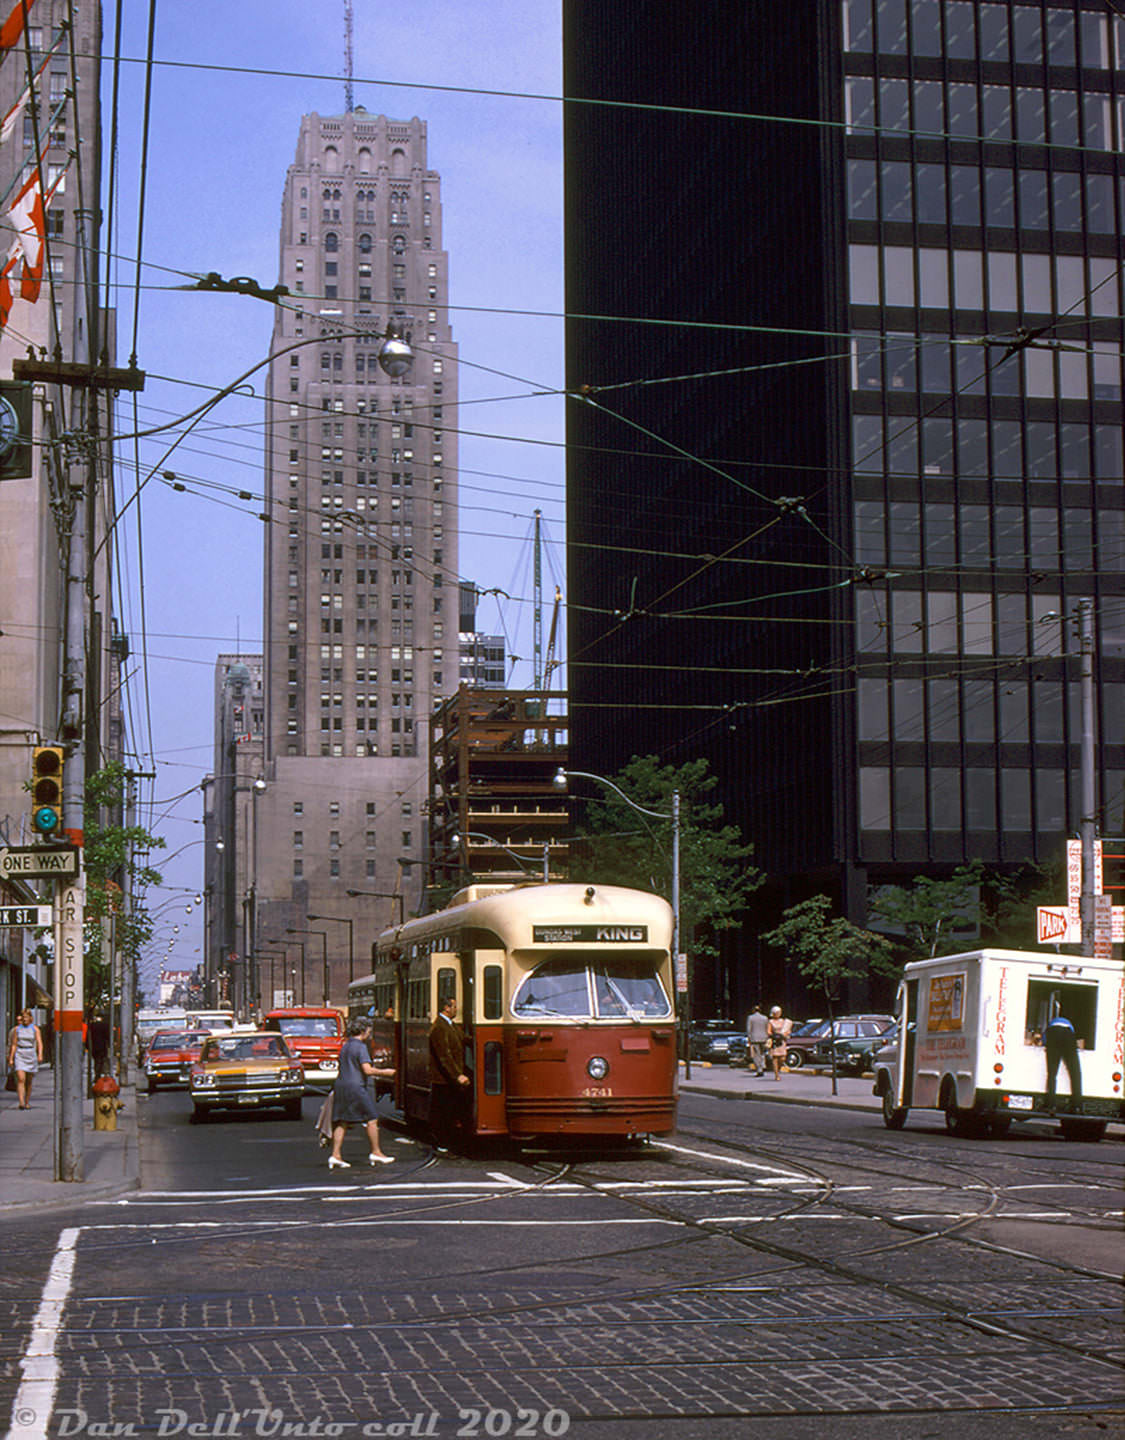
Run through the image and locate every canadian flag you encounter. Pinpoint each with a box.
[6,167,44,302]
[0,251,19,328]
[0,0,38,54]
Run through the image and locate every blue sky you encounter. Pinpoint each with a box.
[106,1,565,988]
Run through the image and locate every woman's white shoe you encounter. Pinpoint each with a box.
[368,1154,395,1165]
[327,1156,350,1169]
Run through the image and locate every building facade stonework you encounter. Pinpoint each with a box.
[237,110,459,1006]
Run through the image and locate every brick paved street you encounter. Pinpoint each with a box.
[3,1084,1121,1439]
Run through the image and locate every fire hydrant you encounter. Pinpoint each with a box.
[92,1074,120,1131]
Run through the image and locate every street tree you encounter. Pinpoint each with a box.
[870,860,1061,960]
[82,763,165,1010]
[868,862,984,958]
[566,755,763,983]
[762,895,897,1093]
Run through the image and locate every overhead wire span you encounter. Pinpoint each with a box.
[94,49,1123,160]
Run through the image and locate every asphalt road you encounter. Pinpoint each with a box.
[2,1087,1122,1440]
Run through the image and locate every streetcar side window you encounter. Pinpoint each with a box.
[483,964,503,1020]
[512,959,592,1017]
[436,966,457,1009]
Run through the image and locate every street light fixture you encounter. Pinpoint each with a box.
[287,928,329,1005]
[269,937,305,1004]
[345,889,406,926]
[307,913,355,983]
[452,831,550,882]
[553,767,687,1075]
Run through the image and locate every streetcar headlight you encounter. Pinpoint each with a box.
[587,1056,609,1080]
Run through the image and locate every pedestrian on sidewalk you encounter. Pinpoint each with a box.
[767,1006,792,1080]
[745,1004,769,1075]
[327,1017,396,1169]
[7,1009,43,1110]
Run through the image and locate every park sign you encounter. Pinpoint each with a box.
[0,845,80,879]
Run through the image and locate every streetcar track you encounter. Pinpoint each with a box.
[5,1122,1122,1425]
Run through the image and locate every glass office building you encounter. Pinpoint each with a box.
[564,1,1124,995]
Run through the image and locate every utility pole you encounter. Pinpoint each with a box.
[1078,598,1097,956]
[15,358,144,1181]
[118,769,153,1084]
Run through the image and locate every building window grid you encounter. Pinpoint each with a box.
[844,3,1121,845]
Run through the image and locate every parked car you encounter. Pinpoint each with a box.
[784,1015,895,1070]
[144,1029,211,1092]
[189,1031,304,1122]
[690,1019,748,1064]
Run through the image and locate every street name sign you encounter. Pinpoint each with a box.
[0,846,79,878]
[0,904,52,926]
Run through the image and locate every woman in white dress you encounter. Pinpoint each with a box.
[7,1008,43,1109]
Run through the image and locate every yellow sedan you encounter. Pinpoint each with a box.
[189,1032,305,1122]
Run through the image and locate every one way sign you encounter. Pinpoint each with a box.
[0,846,79,879]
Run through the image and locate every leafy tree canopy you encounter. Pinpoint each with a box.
[566,755,763,967]
[869,860,1058,960]
[762,894,898,1013]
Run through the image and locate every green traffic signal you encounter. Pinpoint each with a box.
[31,745,64,836]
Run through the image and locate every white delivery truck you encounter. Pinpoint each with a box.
[872,949,1124,1142]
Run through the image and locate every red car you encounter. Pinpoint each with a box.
[260,1007,344,1089]
[145,1029,211,1092]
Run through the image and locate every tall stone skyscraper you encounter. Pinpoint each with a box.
[247,110,458,1002]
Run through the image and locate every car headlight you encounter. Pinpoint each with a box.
[192,1071,215,1088]
[587,1056,609,1080]
[283,1067,303,1082]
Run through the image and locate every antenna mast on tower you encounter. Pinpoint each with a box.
[344,0,354,112]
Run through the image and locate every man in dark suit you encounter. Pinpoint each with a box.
[429,995,470,1149]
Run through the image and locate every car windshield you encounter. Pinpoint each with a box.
[273,1016,337,1037]
[150,1032,193,1050]
[202,1036,289,1062]
[698,1020,736,1031]
[513,953,671,1019]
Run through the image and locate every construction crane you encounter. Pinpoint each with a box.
[543,586,562,689]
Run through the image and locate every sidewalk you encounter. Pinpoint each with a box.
[0,1067,140,1212]
[680,1059,881,1112]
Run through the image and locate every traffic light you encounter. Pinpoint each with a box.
[30,745,64,837]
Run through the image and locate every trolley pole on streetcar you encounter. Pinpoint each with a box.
[552,770,685,1075]
[451,832,549,883]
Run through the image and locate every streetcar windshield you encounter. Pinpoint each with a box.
[513,953,672,1020]
[592,961,671,1018]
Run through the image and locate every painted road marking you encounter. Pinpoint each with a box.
[9,1225,79,1440]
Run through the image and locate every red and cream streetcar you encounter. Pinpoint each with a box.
[348,882,678,1142]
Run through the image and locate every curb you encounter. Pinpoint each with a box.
[682,1082,878,1116]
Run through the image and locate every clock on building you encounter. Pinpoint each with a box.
[0,382,31,477]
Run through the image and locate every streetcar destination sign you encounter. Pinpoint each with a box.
[533,925,648,943]
[0,846,79,878]
[0,904,52,927]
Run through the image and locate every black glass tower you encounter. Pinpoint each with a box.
[564,1,1124,1006]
